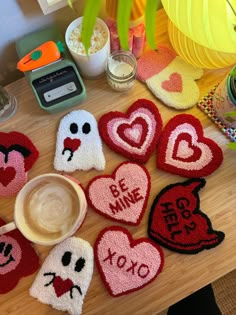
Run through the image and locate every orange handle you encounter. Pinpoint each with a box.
[17,41,63,72]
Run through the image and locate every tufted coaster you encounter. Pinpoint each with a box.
[86,161,151,225]
[54,110,105,172]
[0,218,40,294]
[198,84,236,143]
[156,114,223,178]
[0,132,39,197]
[98,99,163,164]
[30,237,93,315]
[95,226,164,297]
[137,47,203,109]
[148,178,225,254]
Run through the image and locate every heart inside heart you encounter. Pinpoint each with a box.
[53,276,74,297]
[117,117,148,148]
[173,133,202,162]
[161,72,183,93]
[0,167,16,186]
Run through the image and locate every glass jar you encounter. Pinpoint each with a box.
[0,86,17,122]
[106,51,137,92]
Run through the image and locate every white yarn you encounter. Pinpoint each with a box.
[30,237,94,315]
[147,56,203,109]
[54,110,105,172]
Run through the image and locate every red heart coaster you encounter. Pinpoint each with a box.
[156,114,223,177]
[98,99,163,164]
[148,178,225,254]
[95,226,164,297]
[86,162,151,225]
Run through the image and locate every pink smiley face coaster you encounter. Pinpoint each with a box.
[0,218,40,294]
[148,178,225,254]
[156,114,223,177]
[98,99,163,164]
[30,237,94,315]
[137,47,203,109]
[54,110,105,172]
[86,162,151,225]
[95,226,164,297]
[0,132,39,197]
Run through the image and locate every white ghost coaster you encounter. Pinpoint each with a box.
[54,110,106,172]
[30,237,94,315]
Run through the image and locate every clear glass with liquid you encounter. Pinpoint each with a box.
[0,86,17,122]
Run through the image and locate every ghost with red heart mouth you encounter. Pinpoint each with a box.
[54,110,105,172]
[30,237,94,315]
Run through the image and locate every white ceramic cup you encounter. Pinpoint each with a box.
[65,17,110,79]
[0,173,87,246]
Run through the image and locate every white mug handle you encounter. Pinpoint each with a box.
[0,222,17,235]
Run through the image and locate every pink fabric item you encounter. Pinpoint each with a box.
[95,226,164,297]
[161,72,183,92]
[0,132,39,197]
[86,162,151,225]
[137,47,177,82]
[98,99,163,164]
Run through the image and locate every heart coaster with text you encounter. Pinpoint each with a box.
[30,237,94,315]
[95,226,164,297]
[98,99,163,164]
[0,218,40,294]
[86,162,151,225]
[148,178,225,254]
[156,114,223,177]
[0,132,39,197]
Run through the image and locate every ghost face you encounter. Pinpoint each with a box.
[54,110,105,172]
[30,237,94,315]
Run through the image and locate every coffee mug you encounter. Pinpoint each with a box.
[0,173,87,246]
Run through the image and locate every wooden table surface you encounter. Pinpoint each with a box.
[0,9,235,315]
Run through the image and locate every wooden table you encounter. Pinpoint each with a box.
[1,9,235,315]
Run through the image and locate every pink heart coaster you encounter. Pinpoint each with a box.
[148,178,225,254]
[86,162,151,225]
[98,99,163,164]
[0,132,39,197]
[156,114,223,177]
[95,226,164,297]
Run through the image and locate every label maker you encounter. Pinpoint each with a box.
[16,25,86,114]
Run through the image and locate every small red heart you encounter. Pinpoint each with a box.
[53,276,73,297]
[63,137,81,152]
[0,167,16,186]
[162,72,183,93]
[156,114,223,177]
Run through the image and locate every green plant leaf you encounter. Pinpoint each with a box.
[67,0,73,9]
[224,110,236,117]
[117,0,133,50]
[81,0,102,55]
[145,0,161,50]
[228,142,236,150]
